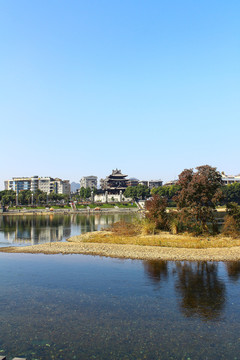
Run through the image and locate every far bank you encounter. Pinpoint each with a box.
[1,207,139,216]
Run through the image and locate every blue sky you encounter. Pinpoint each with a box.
[1,0,239,188]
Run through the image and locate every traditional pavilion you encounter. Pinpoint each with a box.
[100,169,128,194]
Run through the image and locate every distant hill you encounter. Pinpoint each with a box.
[71,182,80,193]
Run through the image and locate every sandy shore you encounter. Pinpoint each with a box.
[1,236,240,261]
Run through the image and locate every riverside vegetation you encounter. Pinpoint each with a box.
[77,165,240,249]
[2,165,240,255]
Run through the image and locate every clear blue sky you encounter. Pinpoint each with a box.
[1,0,239,188]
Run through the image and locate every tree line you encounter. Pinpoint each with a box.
[0,186,99,206]
[0,189,68,206]
[124,176,240,205]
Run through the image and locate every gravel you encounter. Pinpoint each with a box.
[1,238,240,261]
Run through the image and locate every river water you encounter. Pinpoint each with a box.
[0,215,240,359]
[0,213,135,247]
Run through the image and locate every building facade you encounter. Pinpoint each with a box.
[138,180,163,189]
[100,169,128,194]
[163,180,178,186]
[126,178,139,187]
[5,176,70,195]
[221,173,240,185]
[148,180,163,189]
[5,177,33,192]
[80,176,98,190]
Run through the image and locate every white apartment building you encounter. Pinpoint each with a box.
[148,180,163,189]
[5,176,70,195]
[55,179,71,194]
[80,176,98,190]
[38,177,55,193]
[138,180,163,189]
[221,172,240,185]
[164,180,178,186]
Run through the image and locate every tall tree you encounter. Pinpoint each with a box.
[124,185,150,200]
[175,165,223,232]
[222,183,240,205]
[145,194,169,230]
[151,184,180,203]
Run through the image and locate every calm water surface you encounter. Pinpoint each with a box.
[0,213,134,247]
[0,215,240,359]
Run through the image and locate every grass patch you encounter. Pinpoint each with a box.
[79,231,240,248]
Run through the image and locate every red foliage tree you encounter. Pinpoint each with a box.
[145,194,169,230]
[174,165,223,232]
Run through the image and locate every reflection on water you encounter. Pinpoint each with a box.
[225,262,240,281]
[143,260,168,284]
[175,262,225,320]
[1,215,240,359]
[0,254,240,359]
[0,213,135,246]
[143,260,226,320]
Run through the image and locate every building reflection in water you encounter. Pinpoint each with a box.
[1,215,71,245]
[0,213,134,246]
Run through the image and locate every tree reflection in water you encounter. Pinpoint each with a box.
[226,262,240,281]
[143,260,168,284]
[175,261,226,320]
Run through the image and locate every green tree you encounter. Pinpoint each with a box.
[226,202,240,229]
[124,185,150,200]
[85,187,91,199]
[79,187,92,200]
[79,187,86,200]
[222,183,240,205]
[0,190,16,205]
[151,184,180,205]
[16,190,34,205]
[124,186,137,199]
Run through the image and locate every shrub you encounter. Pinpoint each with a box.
[169,218,181,235]
[226,202,240,228]
[108,220,140,236]
[145,195,169,230]
[141,219,157,235]
[222,215,239,238]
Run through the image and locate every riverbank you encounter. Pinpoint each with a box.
[1,231,240,261]
[1,208,139,216]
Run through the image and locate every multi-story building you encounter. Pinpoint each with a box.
[100,169,128,194]
[62,180,71,194]
[4,176,70,195]
[126,178,139,187]
[38,177,55,193]
[138,180,163,189]
[138,180,148,187]
[221,172,240,185]
[163,180,178,186]
[5,177,32,192]
[80,176,98,190]
[148,180,163,189]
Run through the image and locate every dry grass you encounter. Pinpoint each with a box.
[72,231,240,249]
[108,220,140,236]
